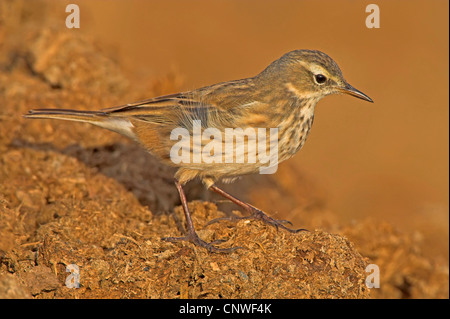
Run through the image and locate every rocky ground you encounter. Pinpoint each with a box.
[0,1,448,299]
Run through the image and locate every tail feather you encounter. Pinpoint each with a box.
[23,108,136,140]
[24,109,105,121]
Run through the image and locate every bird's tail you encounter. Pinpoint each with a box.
[23,108,136,139]
[24,108,105,122]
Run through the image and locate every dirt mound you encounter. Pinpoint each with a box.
[0,1,448,299]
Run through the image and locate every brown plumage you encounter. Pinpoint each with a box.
[24,50,373,252]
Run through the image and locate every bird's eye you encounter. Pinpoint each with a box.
[314,74,327,84]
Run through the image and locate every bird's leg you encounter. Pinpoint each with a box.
[161,179,243,253]
[206,184,308,233]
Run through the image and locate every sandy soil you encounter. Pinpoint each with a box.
[0,1,448,299]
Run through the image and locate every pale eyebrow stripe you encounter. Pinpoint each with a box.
[296,60,330,77]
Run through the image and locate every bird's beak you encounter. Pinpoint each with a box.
[338,83,373,103]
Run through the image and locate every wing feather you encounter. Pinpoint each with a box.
[100,78,261,129]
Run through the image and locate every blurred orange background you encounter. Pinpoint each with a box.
[60,0,448,258]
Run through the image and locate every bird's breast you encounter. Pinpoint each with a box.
[277,100,316,161]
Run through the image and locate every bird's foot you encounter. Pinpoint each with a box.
[248,208,308,233]
[206,207,308,233]
[162,231,243,253]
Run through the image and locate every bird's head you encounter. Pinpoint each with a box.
[259,49,373,103]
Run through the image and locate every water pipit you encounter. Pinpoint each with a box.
[25,50,373,252]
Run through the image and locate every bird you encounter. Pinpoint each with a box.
[24,49,373,253]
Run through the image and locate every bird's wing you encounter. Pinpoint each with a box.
[101,78,262,129]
